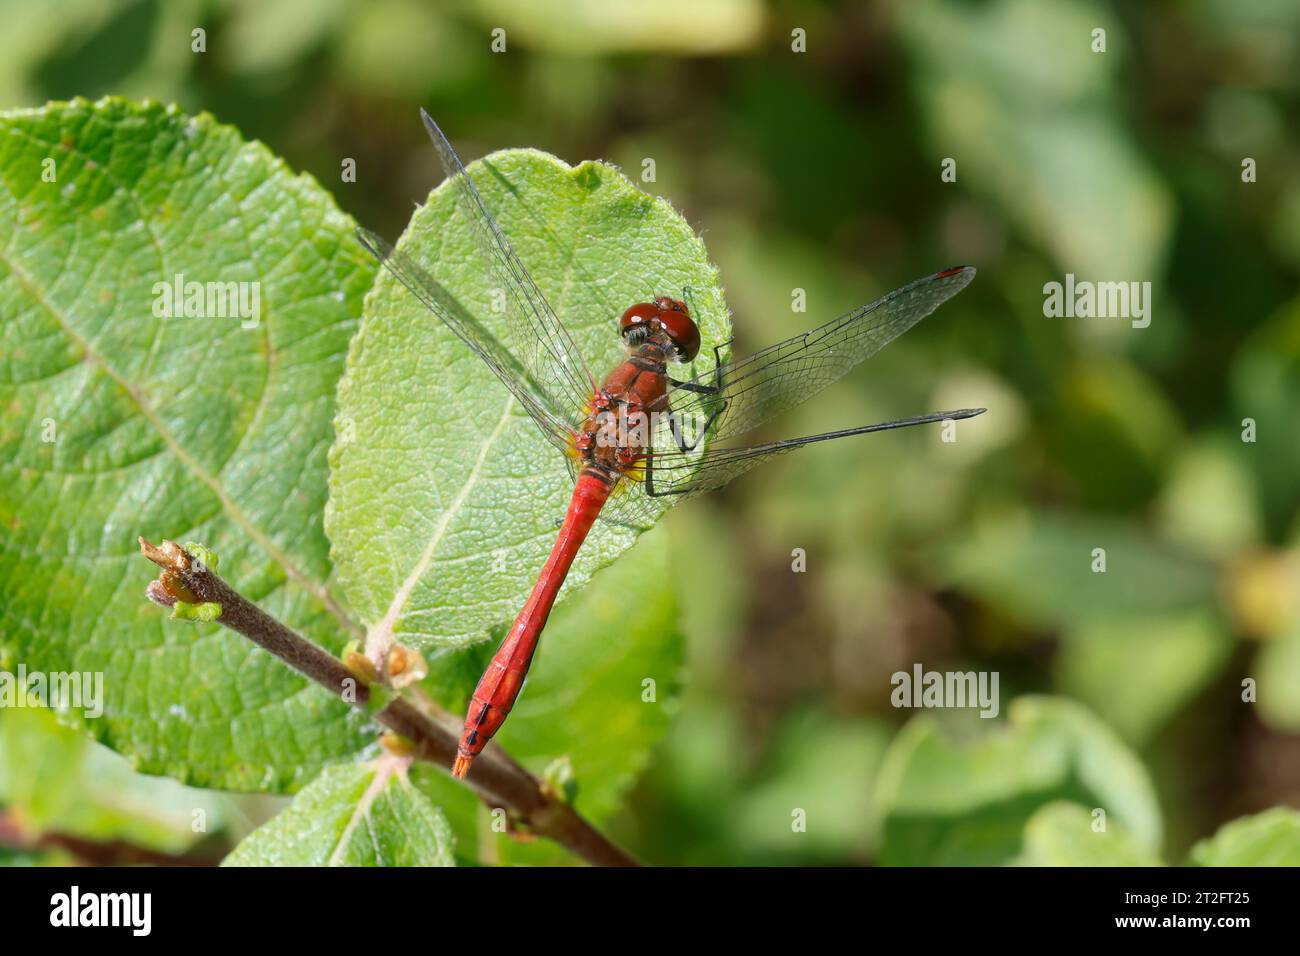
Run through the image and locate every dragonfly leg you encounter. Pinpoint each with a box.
[664,339,729,451]
[667,402,726,453]
[643,448,705,498]
[643,451,684,498]
[670,343,733,395]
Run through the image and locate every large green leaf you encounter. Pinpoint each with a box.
[223,761,455,866]
[328,146,725,664]
[0,98,376,791]
[1188,807,1300,866]
[875,696,1161,866]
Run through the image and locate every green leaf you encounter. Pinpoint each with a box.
[0,98,376,791]
[223,761,455,866]
[1012,802,1162,866]
[413,524,682,864]
[328,147,724,665]
[1188,808,1300,866]
[875,696,1161,866]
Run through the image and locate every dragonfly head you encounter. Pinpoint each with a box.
[619,297,701,363]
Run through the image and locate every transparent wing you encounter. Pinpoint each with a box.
[356,227,575,451]
[598,408,985,530]
[665,266,976,445]
[418,108,595,417]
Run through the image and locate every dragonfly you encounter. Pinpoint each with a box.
[357,109,984,779]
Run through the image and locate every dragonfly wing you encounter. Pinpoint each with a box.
[357,227,575,451]
[667,266,975,444]
[419,109,596,417]
[598,407,985,529]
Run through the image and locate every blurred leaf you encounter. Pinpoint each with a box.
[223,761,454,866]
[1229,549,1300,642]
[1012,801,1162,866]
[730,68,879,237]
[1188,807,1300,866]
[654,696,748,821]
[0,98,375,791]
[614,690,752,866]
[466,0,764,55]
[1051,358,1185,509]
[223,0,349,74]
[898,0,1172,280]
[1271,184,1300,269]
[1231,295,1300,529]
[29,0,160,100]
[876,696,1161,865]
[1057,610,1234,744]
[1256,618,1300,732]
[666,505,746,681]
[336,1,477,99]
[1196,0,1300,87]
[0,706,231,854]
[1156,438,1262,559]
[729,710,892,860]
[412,526,681,864]
[1,847,76,866]
[940,510,1218,632]
[0,0,142,107]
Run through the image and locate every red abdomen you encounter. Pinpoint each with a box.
[451,469,613,777]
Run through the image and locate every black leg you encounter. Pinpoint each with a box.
[644,449,691,498]
[667,403,725,453]
[668,379,716,395]
[668,340,729,394]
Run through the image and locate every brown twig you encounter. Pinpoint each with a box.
[0,812,229,867]
[139,538,639,867]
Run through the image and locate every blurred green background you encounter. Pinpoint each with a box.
[3,0,1300,866]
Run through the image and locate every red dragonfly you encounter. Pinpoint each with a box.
[358,110,983,779]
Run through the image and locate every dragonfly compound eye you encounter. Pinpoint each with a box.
[619,302,659,337]
[655,307,701,362]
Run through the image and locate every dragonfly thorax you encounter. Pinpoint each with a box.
[573,351,675,478]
